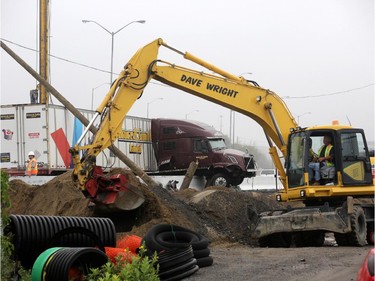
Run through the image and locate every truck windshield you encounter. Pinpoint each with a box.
[208,138,227,150]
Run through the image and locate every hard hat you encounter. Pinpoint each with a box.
[28,151,35,156]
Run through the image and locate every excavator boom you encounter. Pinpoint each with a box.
[71,38,298,207]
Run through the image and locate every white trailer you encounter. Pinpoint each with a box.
[0,104,157,175]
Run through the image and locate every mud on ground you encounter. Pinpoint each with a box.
[9,169,283,245]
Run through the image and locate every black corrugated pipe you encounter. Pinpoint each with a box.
[5,215,116,268]
[142,224,214,280]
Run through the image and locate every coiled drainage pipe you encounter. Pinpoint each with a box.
[31,247,108,281]
[143,224,213,280]
[6,215,116,268]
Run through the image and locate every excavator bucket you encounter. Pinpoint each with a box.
[84,168,145,212]
[94,184,145,212]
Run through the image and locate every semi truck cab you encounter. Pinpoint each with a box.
[151,118,256,186]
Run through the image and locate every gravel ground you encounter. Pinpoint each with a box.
[185,243,371,281]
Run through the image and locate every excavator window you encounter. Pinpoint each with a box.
[340,131,372,185]
[286,131,307,188]
[341,132,366,158]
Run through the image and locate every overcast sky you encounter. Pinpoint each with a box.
[1,0,374,148]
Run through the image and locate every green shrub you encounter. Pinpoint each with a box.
[84,245,160,281]
[1,171,31,281]
[1,170,14,280]
[1,170,11,225]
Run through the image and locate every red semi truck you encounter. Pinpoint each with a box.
[151,118,256,187]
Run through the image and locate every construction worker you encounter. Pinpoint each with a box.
[27,151,38,176]
[308,135,334,185]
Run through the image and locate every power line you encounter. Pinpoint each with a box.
[2,38,374,98]
[1,37,111,74]
[1,38,169,88]
[282,83,374,99]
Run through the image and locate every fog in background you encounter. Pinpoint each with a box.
[1,0,374,157]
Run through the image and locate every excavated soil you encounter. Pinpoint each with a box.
[9,169,283,245]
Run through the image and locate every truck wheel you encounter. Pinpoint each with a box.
[347,206,367,246]
[209,173,230,187]
[230,177,244,186]
[367,223,374,245]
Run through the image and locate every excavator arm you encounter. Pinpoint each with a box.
[71,38,297,209]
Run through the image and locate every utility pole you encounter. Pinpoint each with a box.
[39,0,49,104]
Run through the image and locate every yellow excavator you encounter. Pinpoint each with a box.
[70,38,374,246]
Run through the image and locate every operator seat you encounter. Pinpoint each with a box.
[320,165,335,185]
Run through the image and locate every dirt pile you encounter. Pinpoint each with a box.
[9,172,93,217]
[9,170,283,245]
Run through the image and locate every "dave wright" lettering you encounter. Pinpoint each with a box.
[180,74,238,98]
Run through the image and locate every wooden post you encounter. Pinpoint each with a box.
[179,161,198,190]
[1,41,159,188]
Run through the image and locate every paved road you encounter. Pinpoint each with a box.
[185,243,371,281]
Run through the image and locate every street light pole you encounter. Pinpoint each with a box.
[297,112,311,123]
[229,72,253,147]
[239,72,253,77]
[82,19,146,85]
[110,32,114,85]
[146,98,163,118]
[185,110,199,119]
[91,83,110,111]
[229,110,235,147]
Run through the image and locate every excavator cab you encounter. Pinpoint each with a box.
[256,127,373,246]
[285,127,373,197]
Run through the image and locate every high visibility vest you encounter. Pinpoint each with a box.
[27,158,38,175]
[318,144,334,167]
